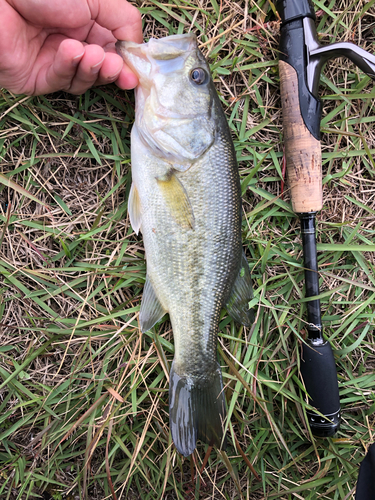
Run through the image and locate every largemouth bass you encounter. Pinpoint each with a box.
[116,34,254,457]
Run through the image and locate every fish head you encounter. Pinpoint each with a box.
[116,34,216,163]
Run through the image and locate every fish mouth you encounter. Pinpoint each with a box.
[116,40,152,90]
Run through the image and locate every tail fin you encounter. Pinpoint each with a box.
[169,362,226,457]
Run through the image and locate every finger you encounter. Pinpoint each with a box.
[33,38,85,95]
[70,50,138,92]
[92,52,124,84]
[83,24,139,88]
[67,43,107,94]
[88,0,143,43]
[114,64,138,90]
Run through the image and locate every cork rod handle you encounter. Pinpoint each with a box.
[279,60,322,214]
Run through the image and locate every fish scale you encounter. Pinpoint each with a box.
[116,33,255,456]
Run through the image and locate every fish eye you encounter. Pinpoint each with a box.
[190,68,207,85]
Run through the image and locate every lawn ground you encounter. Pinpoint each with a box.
[0,1,374,499]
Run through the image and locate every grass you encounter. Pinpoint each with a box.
[0,0,374,498]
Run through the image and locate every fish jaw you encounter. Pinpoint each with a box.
[116,35,215,163]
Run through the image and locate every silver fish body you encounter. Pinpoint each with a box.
[116,34,254,456]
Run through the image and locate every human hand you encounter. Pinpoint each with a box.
[1,0,142,95]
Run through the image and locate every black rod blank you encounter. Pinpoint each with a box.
[300,212,323,341]
[299,213,341,437]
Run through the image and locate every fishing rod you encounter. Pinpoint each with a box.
[276,0,375,437]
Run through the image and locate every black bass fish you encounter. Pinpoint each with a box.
[116,34,254,457]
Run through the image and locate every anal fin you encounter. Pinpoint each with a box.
[140,275,167,332]
[157,171,195,230]
[128,183,142,235]
[226,251,255,327]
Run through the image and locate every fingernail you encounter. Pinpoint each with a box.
[107,69,122,82]
[72,52,85,67]
[91,55,105,74]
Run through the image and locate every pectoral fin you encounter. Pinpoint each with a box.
[128,183,142,235]
[157,171,195,230]
[226,252,255,327]
[140,275,167,332]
